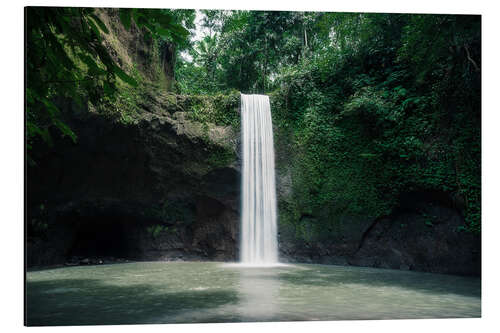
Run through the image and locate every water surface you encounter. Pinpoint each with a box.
[26,262,480,326]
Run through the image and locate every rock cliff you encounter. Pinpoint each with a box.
[26,9,480,276]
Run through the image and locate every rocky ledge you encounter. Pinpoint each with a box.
[277,190,480,276]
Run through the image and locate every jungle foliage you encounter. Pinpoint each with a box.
[175,11,481,233]
[26,8,481,234]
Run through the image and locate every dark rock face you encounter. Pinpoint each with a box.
[26,8,242,268]
[27,96,240,267]
[349,192,480,275]
[27,101,480,276]
[277,191,480,276]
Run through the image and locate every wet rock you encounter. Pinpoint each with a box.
[64,262,78,266]
[400,264,410,271]
[279,192,480,276]
[80,258,90,265]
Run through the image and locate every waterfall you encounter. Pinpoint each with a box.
[240,94,278,265]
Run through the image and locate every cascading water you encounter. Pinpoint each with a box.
[240,94,278,265]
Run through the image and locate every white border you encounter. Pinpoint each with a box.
[3,1,499,332]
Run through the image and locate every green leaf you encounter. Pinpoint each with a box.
[119,9,132,30]
[103,81,116,97]
[41,98,60,117]
[156,27,172,38]
[77,53,107,76]
[148,10,173,27]
[132,9,147,28]
[90,14,109,34]
[86,17,101,39]
[26,88,34,104]
[167,23,189,38]
[113,65,138,87]
[40,127,54,147]
[143,31,152,43]
[53,118,77,143]
[26,122,43,137]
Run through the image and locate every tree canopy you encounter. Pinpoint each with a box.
[174,11,480,232]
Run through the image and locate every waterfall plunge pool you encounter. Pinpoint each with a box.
[26,261,480,326]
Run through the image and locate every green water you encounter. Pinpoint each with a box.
[26,262,480,326]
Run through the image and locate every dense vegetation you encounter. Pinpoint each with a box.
[26,7,193,163]
[175,11,481,235]
[26,8,481,240]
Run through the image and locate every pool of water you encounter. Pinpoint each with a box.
[26,261,481,326]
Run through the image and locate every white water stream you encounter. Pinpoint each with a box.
[240,94,278,265]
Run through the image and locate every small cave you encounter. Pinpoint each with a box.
[57,209,147,261]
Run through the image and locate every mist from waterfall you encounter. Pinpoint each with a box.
[240,94,278,265]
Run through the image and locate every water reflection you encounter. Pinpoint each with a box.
[237,267,281,320]
[26,262,480,325]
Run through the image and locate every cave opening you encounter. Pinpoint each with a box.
[60,211,144,260]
